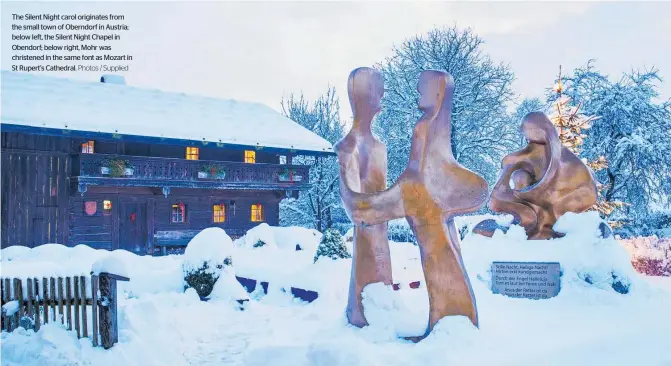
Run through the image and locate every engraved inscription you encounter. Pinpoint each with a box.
[491,262,560,299]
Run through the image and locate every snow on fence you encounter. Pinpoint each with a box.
[0,272,129,349]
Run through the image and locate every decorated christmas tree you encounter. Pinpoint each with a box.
[550,66,625,218]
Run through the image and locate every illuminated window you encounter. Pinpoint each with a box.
[81,141,95,154]
[250,204,263,222]
[213,204,226,223]
[186,147,199,160]
[171,203,186,223]
[244,150,256,164]
[103,200,112,215]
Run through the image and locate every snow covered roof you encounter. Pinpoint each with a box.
[0,71,334,155]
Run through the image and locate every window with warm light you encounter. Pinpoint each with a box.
[186,147,199,160]
[81,141,95,154]
[103,200,112,215]
[213,204,226,223]
[244,150,256,164]
[171,203,186,223]
[250,204,263,222]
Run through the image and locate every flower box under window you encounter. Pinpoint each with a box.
[100,159,134,178]
[198,164,226,179]
[278,169,303,182]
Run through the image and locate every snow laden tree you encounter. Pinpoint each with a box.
[553,61,671,231]
[548,65,623,218]
[374,26,518,186]
[279,87,346,232]
[313,228,351,263]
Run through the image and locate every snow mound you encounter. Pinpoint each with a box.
[183,227,234,273]
[91,255,129,277]
[464,211,646,297]
[208,272,250,302]
[1,244,184,298]
[234,224,322,253]
[361,282,428,339]
[272,226,322,252]
[235,223,278,249]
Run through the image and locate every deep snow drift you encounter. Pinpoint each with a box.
[2,213,671,366]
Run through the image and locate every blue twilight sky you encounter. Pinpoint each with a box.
[2,1,670,121]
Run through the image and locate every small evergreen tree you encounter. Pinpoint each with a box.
[313,228,351,263]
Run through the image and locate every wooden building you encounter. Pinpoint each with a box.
[0,71,334,255]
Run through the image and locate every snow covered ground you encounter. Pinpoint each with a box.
[2,213,671,366]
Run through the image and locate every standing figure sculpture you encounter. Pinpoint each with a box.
[341,70,488,334]
[474,112,598,239]
[335,67,393,328]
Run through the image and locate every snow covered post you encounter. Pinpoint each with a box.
[98,272,129,349]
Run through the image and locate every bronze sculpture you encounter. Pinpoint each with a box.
[340,70,488,334]
[475,112,598,239]
[335,67,393,328]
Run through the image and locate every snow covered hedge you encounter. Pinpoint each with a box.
[619,236,671,277]
[182,228,235,297]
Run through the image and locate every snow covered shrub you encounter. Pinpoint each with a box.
[620,236,671,276]
[235,223,276,249]
[313,228,351,263]
[182,228,234,297]
[18,316,34,330]
[183,262,225,297]
[388,219,416,244]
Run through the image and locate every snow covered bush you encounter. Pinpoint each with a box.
[235,223,276,249]
[182,228,234,297]
[388,219,416,244]
[619,236,671,277]
[313,228,351,263]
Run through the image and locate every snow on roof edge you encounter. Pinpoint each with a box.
[0,71,335,155]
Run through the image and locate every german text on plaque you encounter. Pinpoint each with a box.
[491,262,560,299]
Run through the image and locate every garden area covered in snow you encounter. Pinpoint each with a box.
[2,213,671,366]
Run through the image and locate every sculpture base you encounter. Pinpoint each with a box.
[472,219,511,237]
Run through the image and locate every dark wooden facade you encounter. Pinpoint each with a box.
[1,131,311,254]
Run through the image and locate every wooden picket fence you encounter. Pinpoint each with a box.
[1,272,128,349]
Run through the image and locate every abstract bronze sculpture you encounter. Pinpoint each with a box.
[340,70,488,334]
[475,112,598,239]
[335,67,393,328]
